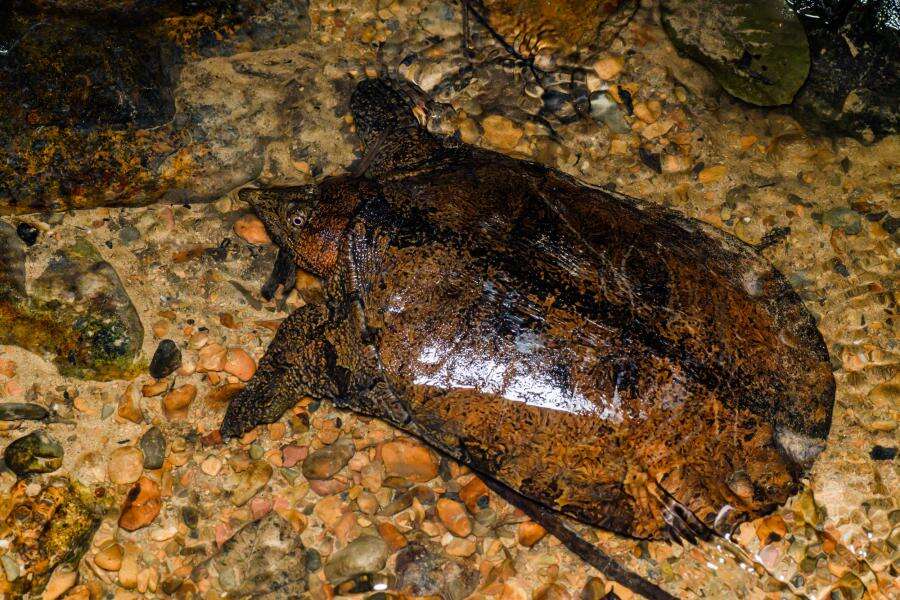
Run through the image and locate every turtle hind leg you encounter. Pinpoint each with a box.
[477,475,678,600]
[220,303,340,438]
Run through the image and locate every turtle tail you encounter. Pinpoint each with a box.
[479,475,679,600]
[350,77,422,148]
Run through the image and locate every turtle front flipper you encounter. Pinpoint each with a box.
[220,303,341,438]
[349,78,445,175]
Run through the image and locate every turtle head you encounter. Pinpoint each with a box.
[239,178,366,277]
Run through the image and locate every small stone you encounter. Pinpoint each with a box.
[517,521,547,547]
[148,339,181,379]
[459,477,489,512]
[381,439,439,483]
[201,455,223,476]
[640,119,674,140]
[481,115,523,151]
[868,376,899,405]
[163,384,197,419]
[302,438,355,480]
[231,460,273,506]
[0,402,49,421]
[139,427,166,470]
[234,214,272,245]
[437,498,472,537]
[821,207,862,235]
[281,445,307,468]
[42,566,77,600]
[593,56,624,79]
[377,522,408,552]
[119,477,162,531]
[117,383,143,423]
[445,538,477,557]
[141,379,169,397]
[309,478,348,496]
[16,222,40,246]
[324,536,389,585]
[118,544,140,589]
[94,542,124,571]
[198,343,227,372]
[579,577,608,600]
[3,429,63,476]
[151,318,170,338]
[223,348,257,381]
[108,446,144,484]
[661,153,692,173]
[697,164,727,184]
[632,102,657,124]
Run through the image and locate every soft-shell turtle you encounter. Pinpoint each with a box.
[222,78,835,598]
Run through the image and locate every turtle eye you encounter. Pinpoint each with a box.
[290,212,306,227]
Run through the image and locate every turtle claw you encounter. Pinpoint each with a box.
[662,496,712,545]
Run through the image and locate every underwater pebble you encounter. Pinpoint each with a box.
[233,214,272,244]
[94,543,123,571]
[593,56,624,79]
[481,115,523,151]
[381,439,439,482]
[0,402,49,421]
[281,444,307,467]
[119,477,162,531]
[148,339,182,379]
[231,460,273,506]
[42,566,77,600]
[139,427,166,469]
[108,446,144,484]
[223,348,257,381]
[301,438,355,480]
[117,383,143,423]
[4,429,63,476]
[437,498,472,537]
[198,343,227,371]
[163,384,196,418]
[16,222,39,246]
[324,535,389,585]
[517,520,547,547]
[444,538,477,557]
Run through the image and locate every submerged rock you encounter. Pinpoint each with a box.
[323,536,389,585]
[3,430,64,476]
[0,0,313,214]
[209,513,307,597]
[139,426,167,470]
[661,0,810,106]
[0,226,143,380]
[0,478,104,598]
[149,339,182,379]
[0,402,49,421]
[395,542,479,599]
[470,0,637,64]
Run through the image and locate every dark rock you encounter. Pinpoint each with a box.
[661,0,810,106]
[0,402,49,421]
[301,437,355,480]
[149,339,182,379]
[870,445,896,461]
[790,0,899,139]
[3,430,64,476]
[395,542,479,600]
[139,426,167,469]
[15,222,39,246]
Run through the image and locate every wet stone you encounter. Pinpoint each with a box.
[107,446,144,485]
[118,476,162,531]
[139,426,166,470]
[149,339,182,379]
[0,402,49,421]
[3,429,63,476]
[15,222,39,246]
[324,535,389,585]
[231,460,273,506]
[301,437,355,480]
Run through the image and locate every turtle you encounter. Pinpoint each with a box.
[221,77,835,599]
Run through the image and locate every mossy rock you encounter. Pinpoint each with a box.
[661,0,810,106]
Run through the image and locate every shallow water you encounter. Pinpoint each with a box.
[0,1,897,598]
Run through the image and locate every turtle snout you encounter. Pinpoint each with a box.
[774,425,826,472]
